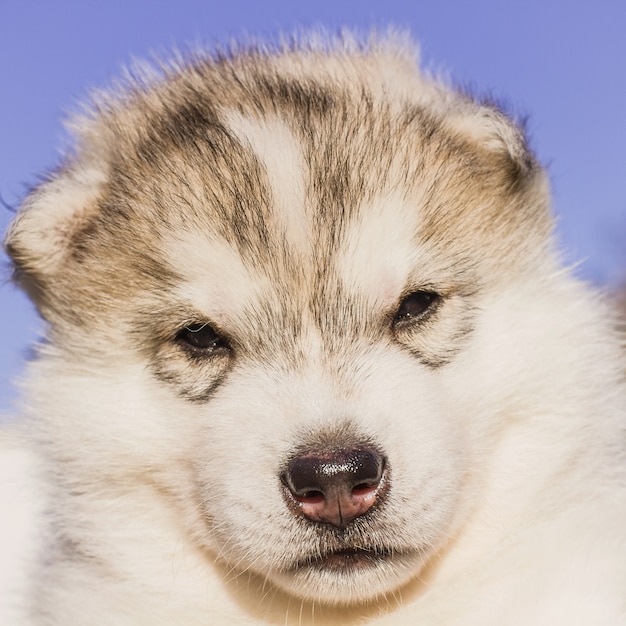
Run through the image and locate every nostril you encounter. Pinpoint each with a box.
[294,490,324,504]
[280,464,325,499]
[351,482,378,496]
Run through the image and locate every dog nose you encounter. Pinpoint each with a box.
[282,446,386,528]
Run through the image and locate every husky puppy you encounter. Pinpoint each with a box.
[2,34,625,625]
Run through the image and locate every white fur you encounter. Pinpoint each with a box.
[225,113,310,252]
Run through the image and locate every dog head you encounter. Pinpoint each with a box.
[5,37,558,604]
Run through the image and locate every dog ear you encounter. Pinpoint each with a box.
[4,153,107,317]
[444,96,537,180]
[5,166,104,273]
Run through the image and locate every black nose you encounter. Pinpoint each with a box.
[282,446,386,528]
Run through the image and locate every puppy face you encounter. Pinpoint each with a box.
[6,41,554,603]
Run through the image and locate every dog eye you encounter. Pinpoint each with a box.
[175,322,228,353]
[394,291,441,327]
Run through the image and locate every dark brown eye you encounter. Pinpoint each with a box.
[394,291,441,327]
[176,322,227,353]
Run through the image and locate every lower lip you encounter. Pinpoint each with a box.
[301,549,392,573]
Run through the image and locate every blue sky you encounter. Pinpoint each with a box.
[1,0,625,412]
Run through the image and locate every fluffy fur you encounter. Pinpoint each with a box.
[2,34,625,624]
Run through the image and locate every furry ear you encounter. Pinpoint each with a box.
[4,169,105,278]
[4,163,106,306]
[444,97,536,176]
[5,170,104,275]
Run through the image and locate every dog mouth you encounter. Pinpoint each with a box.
[292,546,398,573]
[274,540,424,602]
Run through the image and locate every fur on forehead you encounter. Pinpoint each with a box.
[4,31,553,328]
